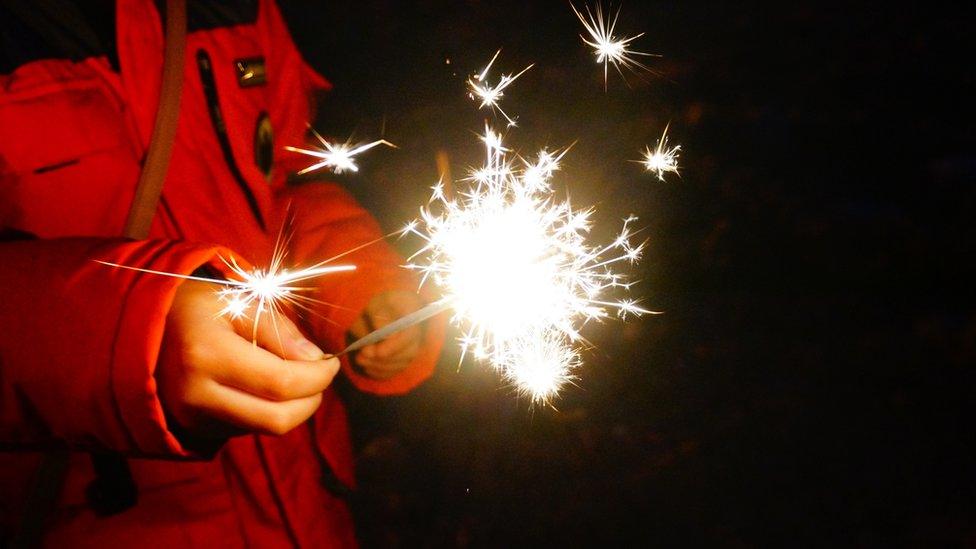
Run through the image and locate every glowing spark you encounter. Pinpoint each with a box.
[402,127,654,404]
[468,50,534,127]
[501,333,580,403]
[96,227,362,347]
[286,126,396,175]
[640,124,681,181]
[571,2,658,89]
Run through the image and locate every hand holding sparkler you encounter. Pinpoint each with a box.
[113,3,677,408]
[347,290,428,380]
[156,280,340,439]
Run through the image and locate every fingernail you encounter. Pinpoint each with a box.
[324,355,341,372]
[295,337,324,360]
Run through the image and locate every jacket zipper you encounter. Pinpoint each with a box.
[195,48,266,230]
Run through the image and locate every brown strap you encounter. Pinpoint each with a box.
[123,0,187,239]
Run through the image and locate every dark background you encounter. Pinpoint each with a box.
[281,2,975,546]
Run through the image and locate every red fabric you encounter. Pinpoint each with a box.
[0,0,443,546]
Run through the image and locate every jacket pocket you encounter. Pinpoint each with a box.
[0,68,141,237]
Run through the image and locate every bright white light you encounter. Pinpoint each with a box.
[97,229,357,347]
[640,124,681,181]
[286,126,395,175]
[571,2,658,89]
[501,334,580,404]
[403,127,653,403]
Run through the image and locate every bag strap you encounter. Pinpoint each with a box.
[12,2,187,546]
[124,0,187,239]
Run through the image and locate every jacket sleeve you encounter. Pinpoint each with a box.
[0,237,233,457]
[273,183,446,396]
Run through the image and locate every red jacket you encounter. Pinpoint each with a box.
[0,1,443,546]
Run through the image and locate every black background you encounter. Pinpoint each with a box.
[281,2,975,546]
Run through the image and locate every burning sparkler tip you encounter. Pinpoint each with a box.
[406,120,650,402]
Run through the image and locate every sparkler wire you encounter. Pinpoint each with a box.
[339,299,452,356]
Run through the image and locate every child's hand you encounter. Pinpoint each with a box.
[157,280,340,440]
[348,291,425,380]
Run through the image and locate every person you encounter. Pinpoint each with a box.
[0,0,444,545]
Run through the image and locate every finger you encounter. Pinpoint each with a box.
[358,343,418,375]
[232,308,324,361]
[372,324,422,359]
[380,291,424,318]
[364,293,420,329]
[361,360,413,380]
[190,378,323,436]
[355,343,419,375]
[356,327,420,362]
[359,323,422,362]
[207,330,341,401]
[356,355,414,378]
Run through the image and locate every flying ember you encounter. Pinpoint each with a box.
[468,50,534,127]
[571,2,659,88]
[640,123,681,181]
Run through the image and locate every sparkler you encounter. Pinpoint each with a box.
[571,2,658,89]
[640,123,681,181]
[399,125,653,404]
[285,125,395,175]
[95,226,366,347]
[468,50,534,127]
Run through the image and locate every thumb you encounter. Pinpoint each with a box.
[234,309,324,361]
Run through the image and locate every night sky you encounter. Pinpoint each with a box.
[280,2,975,546]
